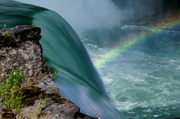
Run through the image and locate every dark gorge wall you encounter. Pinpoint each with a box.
[112,0,180,26]
[112,0,180,12]
[163,0,180,12]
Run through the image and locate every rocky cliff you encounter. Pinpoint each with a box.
[0,26,97,119]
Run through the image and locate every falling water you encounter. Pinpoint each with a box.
[4,0,180,118]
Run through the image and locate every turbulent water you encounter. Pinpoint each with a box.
[1,0,180,119]
[82,26,180,119]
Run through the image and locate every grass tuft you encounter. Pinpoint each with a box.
[0,67,25,114]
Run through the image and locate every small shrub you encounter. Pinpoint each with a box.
[32,22,35,26]
[3,23,6,30]
[44,62,58,81]
[36,94,48,117]
[0,67,25,114]
[5,30,9,36]
[28,30,38,39]
[4,30,9,40]
[52,70,58,81]
[17,35,21,43]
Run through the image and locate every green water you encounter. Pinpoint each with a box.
[0,1,123,118]
[81,26,180,119]
[1,0,180,118]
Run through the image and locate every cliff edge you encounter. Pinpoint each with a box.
[0,26,97,119]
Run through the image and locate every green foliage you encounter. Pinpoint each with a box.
[36,94,48,117]
[32,22,35,26]
[3,23,6,30]
[52,70,58,79]
[0,67,25,114]
[28,30,38,39]
[5,30,9,37]
[27,30,40,44]
[14,104,22,115]
[51,70,59,81]
[44,62,58,81]
[17,35,21,43]
[4,30,13,45]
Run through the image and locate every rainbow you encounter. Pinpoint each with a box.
[94,15,180,68]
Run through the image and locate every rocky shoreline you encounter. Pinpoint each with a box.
[0,26,97,119]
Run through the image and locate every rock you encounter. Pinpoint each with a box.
[75,112,99,119]
[0,25,41,47]
[0,26,49,86]
[15,75,77,119]
[0,41,48,86]
[0,26,97,119]
[16,76,97,119]
[0,103,15,119]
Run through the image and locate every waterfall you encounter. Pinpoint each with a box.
[2,0,180,118]
[1,0,123,118]
[15,0,124,34]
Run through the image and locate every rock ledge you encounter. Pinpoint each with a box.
[0,26,97,119]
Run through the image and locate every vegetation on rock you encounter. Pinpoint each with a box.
[36,94,48,118]
[0,67,25,115]
[0,25,41,46]
[0,25,97,119]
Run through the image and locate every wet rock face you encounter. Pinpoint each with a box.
[0,26,97,119]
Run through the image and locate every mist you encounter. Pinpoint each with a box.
[15,0,128,34]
